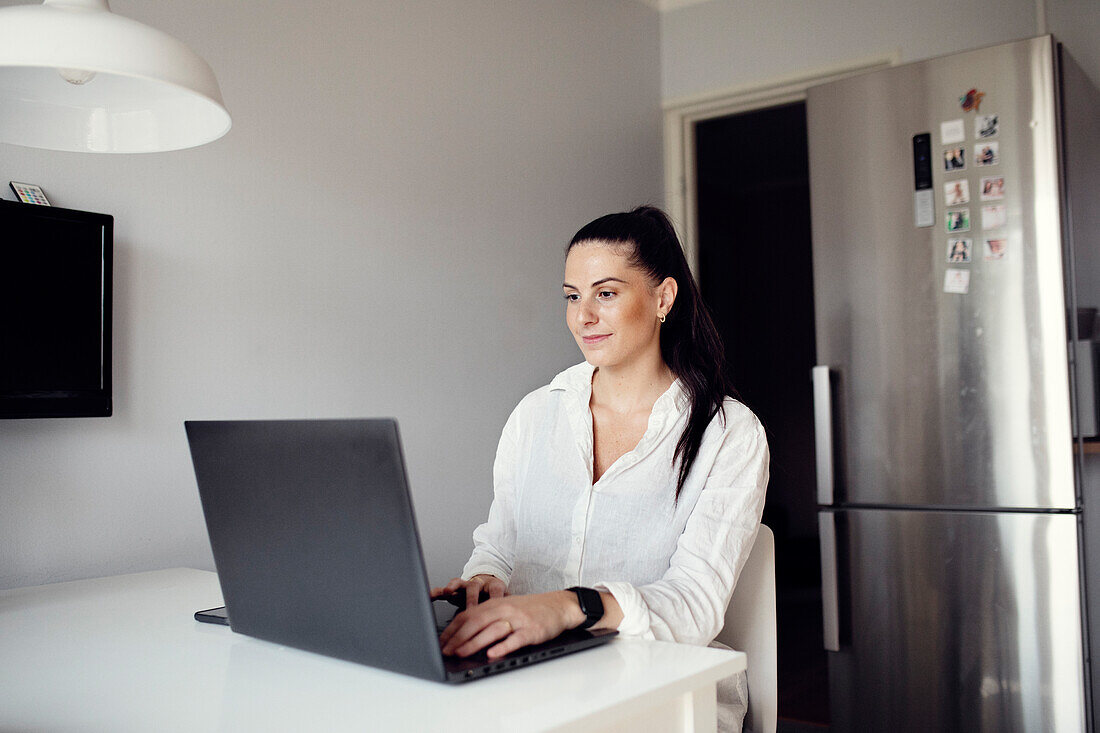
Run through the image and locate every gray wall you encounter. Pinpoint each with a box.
[659,0,1097,102]
[1048,0,1100,90]
[0,0,662,589]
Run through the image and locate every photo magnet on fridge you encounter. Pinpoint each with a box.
[976,114,999,138]
[975,142,999,167]
[946,208,971,233]
[947,238,973,263]
[980,176,1005,201]
[943,268,971,294]
[981,204,1007,229]
[943,147,966,172]
[945,180,970,206]
[984,237,1007,260]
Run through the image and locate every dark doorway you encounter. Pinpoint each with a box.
[695,101,829,729]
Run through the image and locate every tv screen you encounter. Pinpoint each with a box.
[0,199,113,418]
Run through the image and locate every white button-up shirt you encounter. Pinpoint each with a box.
[462,361,769,647]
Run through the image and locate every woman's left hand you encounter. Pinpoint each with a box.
[439,590,583,660]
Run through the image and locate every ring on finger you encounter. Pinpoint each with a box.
[502,620,513,634]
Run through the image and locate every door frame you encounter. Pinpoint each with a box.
[662,53,899,278]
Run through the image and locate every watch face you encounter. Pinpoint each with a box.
[570,586,603,628]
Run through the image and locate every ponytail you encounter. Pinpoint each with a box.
[568,206,735,500]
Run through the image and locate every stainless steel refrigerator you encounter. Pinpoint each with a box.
[807,35,1100,731]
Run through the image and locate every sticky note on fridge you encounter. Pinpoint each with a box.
[944,269,970,294]
[941,119,965,145]
[914,189,934,227]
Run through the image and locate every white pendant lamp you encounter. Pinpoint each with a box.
[0,0,231,153]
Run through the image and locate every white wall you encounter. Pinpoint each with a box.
[0,0,662,589]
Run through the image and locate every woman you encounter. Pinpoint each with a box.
[432,206,769,731]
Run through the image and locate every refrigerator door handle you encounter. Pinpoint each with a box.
[812,365,835,505]
[819,511,840,652]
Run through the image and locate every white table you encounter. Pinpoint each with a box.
[0,569,744,732]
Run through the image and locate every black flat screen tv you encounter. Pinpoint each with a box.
[0,199,113,418]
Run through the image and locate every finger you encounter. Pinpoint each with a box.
[465,578,485,609]
[438,608,470,648]
[441,606,500,655]
[486,628,529,660]
[454,619,515,658]
[487,580,505,599]
[438,616,457,647]
[440,611,482,655]
[439,606,484,650]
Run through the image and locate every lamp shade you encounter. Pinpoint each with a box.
[0,0,231,153]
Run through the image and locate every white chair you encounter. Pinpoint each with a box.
[715,524,777,733]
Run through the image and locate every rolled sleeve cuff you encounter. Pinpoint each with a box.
[461,563,510,584]
[593,580,655,639]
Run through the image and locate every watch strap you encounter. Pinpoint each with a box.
[566,586,603,629]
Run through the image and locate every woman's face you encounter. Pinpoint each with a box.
[562,240,674,370]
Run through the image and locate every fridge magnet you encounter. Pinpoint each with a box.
[980,176,1005,201]
[944,180,970,206]
[975,142,999,167]
[981,204,1007,229]
[940,119,965,145]
[984,237,1007,260]
[976,114,999,138]
[947,238,973,263]
[944,268,971,294]
[943,147,966,172]
[946,209,971,233]
[960,88,985,112]
[915,189,935,228]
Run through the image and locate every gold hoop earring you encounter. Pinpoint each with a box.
[658,313,666,323]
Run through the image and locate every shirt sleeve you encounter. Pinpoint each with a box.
[460,402,523,584]
[593,405,769,646]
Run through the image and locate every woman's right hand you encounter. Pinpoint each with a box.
[430,574,506,609]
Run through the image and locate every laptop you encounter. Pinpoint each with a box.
[184,418,616,683]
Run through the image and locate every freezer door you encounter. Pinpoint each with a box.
[822,508,1085,732]
[807,36,1075,509]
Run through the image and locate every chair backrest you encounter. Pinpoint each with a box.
[715,524,776,733]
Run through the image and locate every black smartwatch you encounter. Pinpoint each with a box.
[566,586,604,629]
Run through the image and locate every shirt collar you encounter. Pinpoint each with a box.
[550,361,689,414]
[658,378,690,414]
[549,361,597,394]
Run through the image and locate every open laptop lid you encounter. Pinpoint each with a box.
[185,419,448,682]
